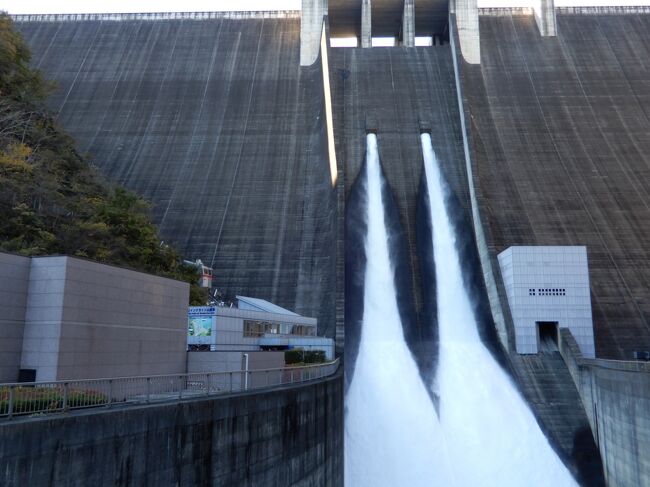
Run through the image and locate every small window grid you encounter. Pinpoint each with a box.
[536,288,566,296]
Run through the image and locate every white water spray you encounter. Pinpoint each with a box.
[421,133,577,486]
[345,134,454,487]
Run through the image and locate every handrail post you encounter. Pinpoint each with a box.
[146,377,151,403]
[108,379,113,408]
[229,371,233,393]
[205,374,210,396]
[62,382,69,412]
[266,370,269,387]
[7,386,14,419]
[179,375,183,399]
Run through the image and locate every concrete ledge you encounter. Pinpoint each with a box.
[478,6,650,16]
[479,7,534,16]
[557,6,650,15]
[11,11,300,22]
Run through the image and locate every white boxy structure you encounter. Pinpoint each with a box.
[498,246,595,358]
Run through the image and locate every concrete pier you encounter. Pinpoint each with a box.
[402,0,415,47]
[535,0,557,36]
[453,0,480,63]
[301,0,326,65]
[361,0,372,48]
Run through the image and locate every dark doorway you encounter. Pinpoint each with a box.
[18,369,36,383]
[537,321,559,352]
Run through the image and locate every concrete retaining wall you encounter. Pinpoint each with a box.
[559,328,650,487]
[0,370,343,487]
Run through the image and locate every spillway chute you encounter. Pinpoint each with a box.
[421,132,577,487]
[345,133,454,487]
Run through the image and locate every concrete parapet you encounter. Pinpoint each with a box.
[12,11,301,22]
[559,328,650,486]
[361,0,372,48]
[301,0,326,65]
[402,0,415,47]
[0,370,344,486]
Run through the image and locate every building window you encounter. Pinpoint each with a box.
[529,289,536,296]
[243,320,317,338]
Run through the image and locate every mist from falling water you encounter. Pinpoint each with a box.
[421,132,577,486]
[345,134,454,487]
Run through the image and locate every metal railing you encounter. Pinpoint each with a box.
[0,359,339,420]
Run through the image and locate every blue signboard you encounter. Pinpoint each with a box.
[188,307,216,345]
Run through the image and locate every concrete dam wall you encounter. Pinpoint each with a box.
[0,371,343,487]
[457,12,650,360]
[16,15,337,339]
[12,8,650,486]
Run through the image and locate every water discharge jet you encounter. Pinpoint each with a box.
[345,133,453,487]
[421,132,577,486]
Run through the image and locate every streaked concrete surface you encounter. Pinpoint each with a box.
[456,13,650,359]
[16,17,338,341]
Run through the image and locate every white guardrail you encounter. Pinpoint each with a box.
[0,359,339,419]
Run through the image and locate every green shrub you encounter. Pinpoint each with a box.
[0,386,108,415]
[304,350,326,364]
[284,349,326,365]
[285,349,303,365]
